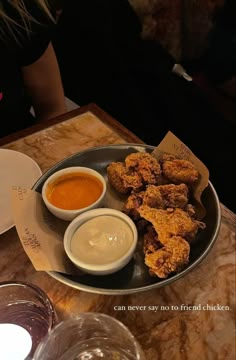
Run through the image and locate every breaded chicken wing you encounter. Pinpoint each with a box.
[123,173,143,192]
[160,154,199,185]
[107,162,129,194]
[145,236,190,278]
[107,162,143,194]
[142,183,189,209]
[143,225,162,254]
[122,191,144,221]
[138,205,203,242]
[125,152,161,184]
[138,205,202,277]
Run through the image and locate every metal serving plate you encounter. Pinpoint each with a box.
[33,144,221,295]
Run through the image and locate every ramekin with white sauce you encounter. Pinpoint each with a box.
[63,208,138,275]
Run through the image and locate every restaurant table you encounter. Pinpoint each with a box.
[0,103,235,359]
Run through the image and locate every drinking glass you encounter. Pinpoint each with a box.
[33,312,146,360]
[0,281,56,359]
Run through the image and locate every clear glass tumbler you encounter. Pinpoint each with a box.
[0,281,56,359]
[33,312,146,360]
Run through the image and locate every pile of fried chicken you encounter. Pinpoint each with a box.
[107,152,206,279]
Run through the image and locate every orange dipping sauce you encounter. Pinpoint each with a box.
[46,172,103,210]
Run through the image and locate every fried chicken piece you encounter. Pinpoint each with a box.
[142,183,189,209]
[123,173,143,192]
[144,236,190,278]
[160,154,199,185]
[123,183,189,223]
[138,205,202,242]
[143,225,162,254]
[107,162,143,194]
[122,192,149,230]
[139,205,201,277]
[125,152,161,184]
[122,191,144,221]
[107,162,129,194]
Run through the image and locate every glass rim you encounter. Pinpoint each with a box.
[51,312,136,333]
[34,312,144,359]
[0,280,56,330]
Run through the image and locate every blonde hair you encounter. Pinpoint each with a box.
[0,0,55,41]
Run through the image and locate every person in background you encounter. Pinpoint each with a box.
[52,0,235,212]
[0,0,66,138]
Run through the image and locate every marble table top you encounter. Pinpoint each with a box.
[0,104,235,359]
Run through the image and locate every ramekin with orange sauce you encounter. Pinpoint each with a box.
[42,167,106,221]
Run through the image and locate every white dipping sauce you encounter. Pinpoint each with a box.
[70,215,134,265]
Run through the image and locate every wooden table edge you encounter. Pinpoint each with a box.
[0,103,144,146]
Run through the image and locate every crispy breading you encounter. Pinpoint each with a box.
[123,173,143,192]
[138,205,201,242]
[107,151,206,279]
[144,236,190,278]
[122,191,144,220]
[142,183,189,209]
[107,162,143,194]
[143,225,161,254]
[107,162,129,194]
[139,205,198,277]
[122,184,189,222]
[125,152,161,184]
[160,154,199,185]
